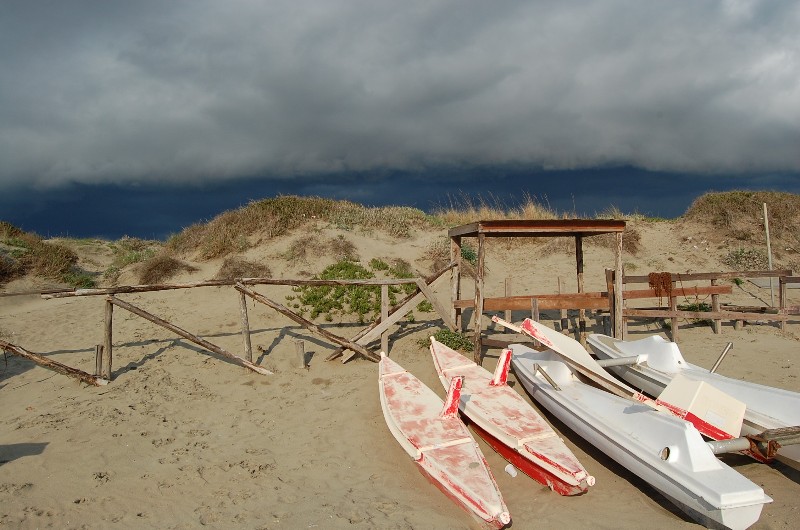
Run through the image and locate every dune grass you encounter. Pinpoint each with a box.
[0,222,95,287]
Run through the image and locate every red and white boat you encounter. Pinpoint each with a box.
[378,353,511,529]
[429,337,595,496]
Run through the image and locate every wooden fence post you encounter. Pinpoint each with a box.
[670,283,678,342]
[239,291,253,362]
[103,298,113,380]
[381,285,389,354]
[711,278,722,334]
[95,344,103,377]
[558,277,569,335]
[295,340,306,369]
[504,277,513,324]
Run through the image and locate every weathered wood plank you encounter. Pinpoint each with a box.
[0,340,107,386]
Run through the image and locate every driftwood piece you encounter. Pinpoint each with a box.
[107,296,272,375]
[0,340,108,386]
[325,261,456,361]
[234,283,380,363]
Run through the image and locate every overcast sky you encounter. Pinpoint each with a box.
[2,1,799,237]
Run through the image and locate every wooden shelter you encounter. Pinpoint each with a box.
[449,219,626,363]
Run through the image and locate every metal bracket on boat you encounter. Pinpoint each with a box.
[596,355,642,368]
[709,342,733,374]
[533,363,561,391]
[708,425,800,460]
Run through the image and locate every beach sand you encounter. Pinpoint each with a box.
[2,221,799,529]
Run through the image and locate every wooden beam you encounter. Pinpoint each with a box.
[1,340,107,386]
[623,270,792,284]
[108,295,272,375]
[415,278,455,331]
[623,308,789,321]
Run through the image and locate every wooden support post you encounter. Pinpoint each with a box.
[381,285,389,354]
[1,340,108,386]
[558,277,569,335]
[451,236,462,329]
[711,278,722,334]
[473,234,486,365]
[239,291,253,362]
[504,277,512,324]
[109,295,272,375]
[670,284,679,342]
[103,298,113,380]
[734,319,744,330]
[780,276,787,332]
[531,298,540,322]
[295,340,306,369]
[614,233,624,339]
[95,345,103,377]
[575,235,586,344]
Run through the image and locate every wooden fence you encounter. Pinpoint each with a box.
[2,262,455,384]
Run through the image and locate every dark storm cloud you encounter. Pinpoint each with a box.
[1,1,799,191]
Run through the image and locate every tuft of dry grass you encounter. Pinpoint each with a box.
[434,192,557,226]
[138,255,198,284]
[213,257,272,281]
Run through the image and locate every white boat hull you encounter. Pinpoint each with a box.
[379,354,510,528]
[510,344,771,530]
[588,333,800,464]
[429,338,594,495]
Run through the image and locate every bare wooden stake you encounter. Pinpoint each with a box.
[103,298,113,380]
[95,344,103,377]
[504,277,513,323]
[381,285,389,354]
[558,277,569,335]
[239,291,253,362]
[295,340,306,369]
[1,340,107,386]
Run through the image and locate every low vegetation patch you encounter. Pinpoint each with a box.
[138,255,198,284]
[287,258,420,323]
[722,248,769,270]
[421,328,475,353]
[677,301,713,326]
[213,257,272,281]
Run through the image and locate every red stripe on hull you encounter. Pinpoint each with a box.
[466,417,588,496]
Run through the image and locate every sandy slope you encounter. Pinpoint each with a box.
[1,221,799,529]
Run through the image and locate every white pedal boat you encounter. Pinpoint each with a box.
[587,333,800,464]
[379,353,510,528]
[429,337,594,495]
[510,343,772,530]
